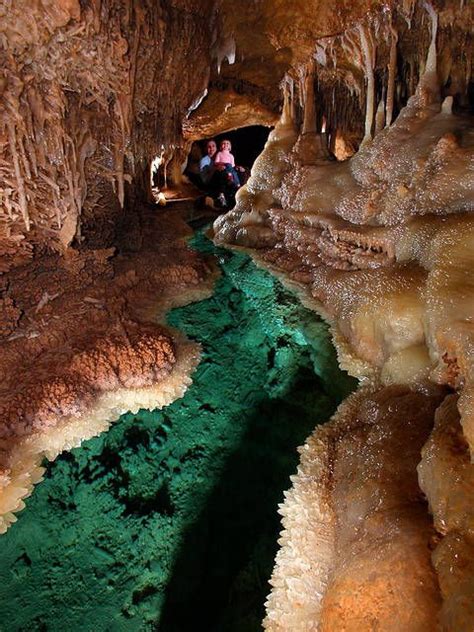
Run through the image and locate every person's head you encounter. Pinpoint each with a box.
[206,139,217,157]
[220,139,232,152]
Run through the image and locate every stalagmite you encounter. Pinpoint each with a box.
[374,98,385,134]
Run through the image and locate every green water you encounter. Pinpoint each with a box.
[0,233,354,631]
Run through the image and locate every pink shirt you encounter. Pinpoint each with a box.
[214,150,235,167]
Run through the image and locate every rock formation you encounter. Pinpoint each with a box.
[0,0,220,533]
[1,0,474,629]
[213,1,474,629]
[0,0,216,247]
[0,207,218,534]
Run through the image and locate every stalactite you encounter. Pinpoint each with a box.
[358,23,376,144]
[386,24,398,126]
[424,2,438,76]
[17,132,31,181]
[407,2,439,110]
[302,62,317,134]
[3,189,13,221]
[23,109,38,178]
[163,159,168,189]
[216,34,236,74]
[129,11,142,113]
[281,77,295,125]
[38,172,61,229]
[314,42,327,67]
[290,76,296,123]
[115,98,127,209]
[7,120,30,232]
[116,150,126,209]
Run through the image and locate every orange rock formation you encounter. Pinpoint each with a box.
[214,2,474,629]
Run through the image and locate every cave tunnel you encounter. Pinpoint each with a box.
[1,1,474,631]
[152,126,272,208]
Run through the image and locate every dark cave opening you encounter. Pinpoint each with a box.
[185,125,272,188]
[213,126,272,169]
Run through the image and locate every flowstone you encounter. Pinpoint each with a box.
[0,233,354,631]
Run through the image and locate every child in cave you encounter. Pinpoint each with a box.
[214,139,244,191]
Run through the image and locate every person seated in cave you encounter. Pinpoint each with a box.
[214,138,245,190]
[199,139,217,188]
[198,138,235,208]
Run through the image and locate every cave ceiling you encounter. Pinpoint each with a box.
[0,0,472,249]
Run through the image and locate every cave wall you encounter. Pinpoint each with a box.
[2,0,471,262]
[0,0,215,255]
[213,2,474,628]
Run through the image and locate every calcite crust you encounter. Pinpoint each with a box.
[214,3,474,629]
[0,209,217,534]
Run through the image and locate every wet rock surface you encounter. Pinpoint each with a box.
[0,209,215,533]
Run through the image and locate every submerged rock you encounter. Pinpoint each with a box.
[0,234,353,631]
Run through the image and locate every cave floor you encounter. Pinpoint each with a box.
[0,226,354,631]
[0,205,215,447]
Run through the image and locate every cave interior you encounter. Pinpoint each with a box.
[0,0,474,630]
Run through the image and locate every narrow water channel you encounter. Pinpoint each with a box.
[0,230,354,631]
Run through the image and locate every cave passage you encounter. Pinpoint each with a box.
[0,229,354,631]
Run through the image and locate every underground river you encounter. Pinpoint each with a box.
[0,229,354,631]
